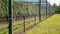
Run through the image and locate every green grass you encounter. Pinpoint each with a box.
[26,14,60,34]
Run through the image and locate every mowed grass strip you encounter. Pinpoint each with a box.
[26,14,60,34]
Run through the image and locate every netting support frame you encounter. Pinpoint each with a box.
[8,0,13,34]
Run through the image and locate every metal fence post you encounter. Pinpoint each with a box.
[49,3,50,17]
[23,15,25,32]
[35,7,36,25]
[8,0,13,34]
[39,0,41,21]
[46,0,47,18]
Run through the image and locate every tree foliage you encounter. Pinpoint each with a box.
[0,0,39,21]
[53,3,60,14]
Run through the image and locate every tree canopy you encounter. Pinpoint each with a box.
[53,3,60,14]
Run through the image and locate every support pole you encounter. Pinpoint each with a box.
[46,0,47,18]
[35,7,36,25]
[8,0,13,34]
[23,15,25,32]
[49,3,50,17]
[39,0,41,21]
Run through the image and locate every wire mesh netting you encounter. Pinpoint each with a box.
[0,0,55,34]
[12,0,40,34]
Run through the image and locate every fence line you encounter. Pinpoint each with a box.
[0,0,55,34]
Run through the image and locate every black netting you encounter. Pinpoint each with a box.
[0,0,55,34]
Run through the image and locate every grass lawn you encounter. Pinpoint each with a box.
[26,14,60,34]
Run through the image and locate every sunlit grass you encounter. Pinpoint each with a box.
[26,14,60,34]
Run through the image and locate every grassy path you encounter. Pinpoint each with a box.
[26,14,60,34]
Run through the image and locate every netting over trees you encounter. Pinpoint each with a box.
[0,0,55,34]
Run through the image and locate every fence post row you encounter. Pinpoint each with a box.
[7,0,55,34]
